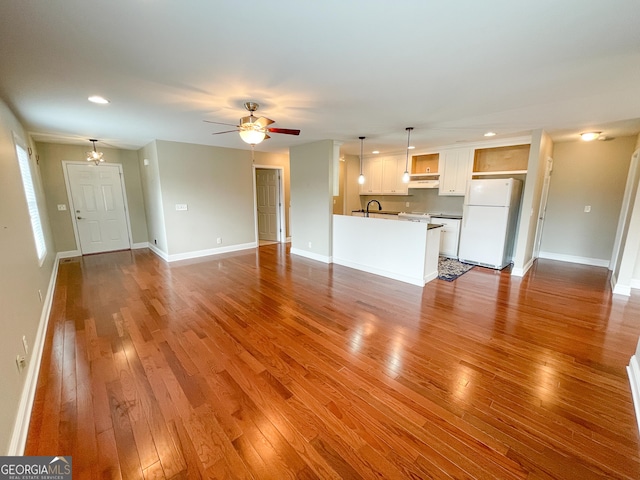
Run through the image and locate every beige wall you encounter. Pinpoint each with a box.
[0,99,56,454]
[37,142,148,252]
[290,140,336,259]
[141,140,289,256]
[138,141,168,253]
[540,136,635,262]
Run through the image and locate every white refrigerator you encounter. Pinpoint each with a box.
[458,178,522,269]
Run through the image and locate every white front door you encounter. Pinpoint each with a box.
[66,163,131,254]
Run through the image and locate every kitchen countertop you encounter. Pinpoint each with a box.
[352,209,400,215]
[429,213,463,219]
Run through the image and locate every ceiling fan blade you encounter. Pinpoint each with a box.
[211,129,240,135]
[255,116,275,128]
[267,128,300,136]
[204,120,239,127]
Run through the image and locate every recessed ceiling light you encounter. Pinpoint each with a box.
[88,95,110,104]
[581,132,601,141]
[408,146,415,150]
[372,150,380,154]
[484,132,496,137]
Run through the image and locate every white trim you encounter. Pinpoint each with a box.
[132,242,148,250]
[609,271,631,296]
[538,251,609,268]
[167,242,256,262]
[627,355,640,434]
[290,247,332,264]
[57,249,81,259]
[333,257,426,286]
[148,243,169,261]
[8,252,60,455]
[631,278,640,290]
[511,258,534,277]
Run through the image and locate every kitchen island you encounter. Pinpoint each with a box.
[332,214,442,287]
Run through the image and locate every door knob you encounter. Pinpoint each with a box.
[77,216,84,220]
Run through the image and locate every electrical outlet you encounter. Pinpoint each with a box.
[22,335,28,355]
[175,204,188,211]
[405,202,410,207]
[584,205,591,213]
[217,237,222,244]
[57,204,67,211]
[16,355,26,372]
[308,242,312,248]
[154,239,157,245]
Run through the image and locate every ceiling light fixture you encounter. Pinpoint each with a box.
[402,127,413,183]
[88,95,109,104]
[484,131,496,137]
[372,150,380,154]
[581,132,601,141]
[86,139,104,165]
[358,136,366,185]
[239,126,266,145]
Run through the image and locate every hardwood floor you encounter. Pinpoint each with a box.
[25,245,640,479]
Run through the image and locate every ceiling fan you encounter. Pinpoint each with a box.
[205,102,300,145]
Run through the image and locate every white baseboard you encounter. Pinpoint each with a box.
[290,248,331,264]
[538,251,609,268]
[627,355,640,434]
[8,253,61,455]
[511,258,534,277]
[332,257,425,286]
[631,279,640,290]
[131,242,148,249]
[57,249,80,259]
[148,243,169,261]
[167,242,256,262]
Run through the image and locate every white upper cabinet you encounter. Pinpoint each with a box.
[359,155,408,195]
[439,148,473,196]
[381,155,409,195]
[359,157,382,194]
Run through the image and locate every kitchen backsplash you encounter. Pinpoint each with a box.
[359,188,464,214]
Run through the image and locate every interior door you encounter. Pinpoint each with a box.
[66,163,131,254]
[256,168,279,242]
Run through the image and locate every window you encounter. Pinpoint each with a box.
[14,134,47,264]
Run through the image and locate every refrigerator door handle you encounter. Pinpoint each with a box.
[462,205,468,227]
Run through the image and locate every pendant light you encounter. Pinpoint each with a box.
[402,127,413,183]
[86,139,104,165]
[358,136,366,185]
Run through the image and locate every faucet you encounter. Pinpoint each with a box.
[366,199,382,217]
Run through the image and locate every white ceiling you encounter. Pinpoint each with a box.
[1,0,639,156]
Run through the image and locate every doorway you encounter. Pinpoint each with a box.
[254,166,284,245]
[533,156,553,258]
[64,162,132,254]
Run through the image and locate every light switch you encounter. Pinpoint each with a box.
[57,204,67,211]
[584,205,591,213]
[175,204,188,211]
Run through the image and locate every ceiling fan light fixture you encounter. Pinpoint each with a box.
[239,128,266,145]
[86,139,104,165]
